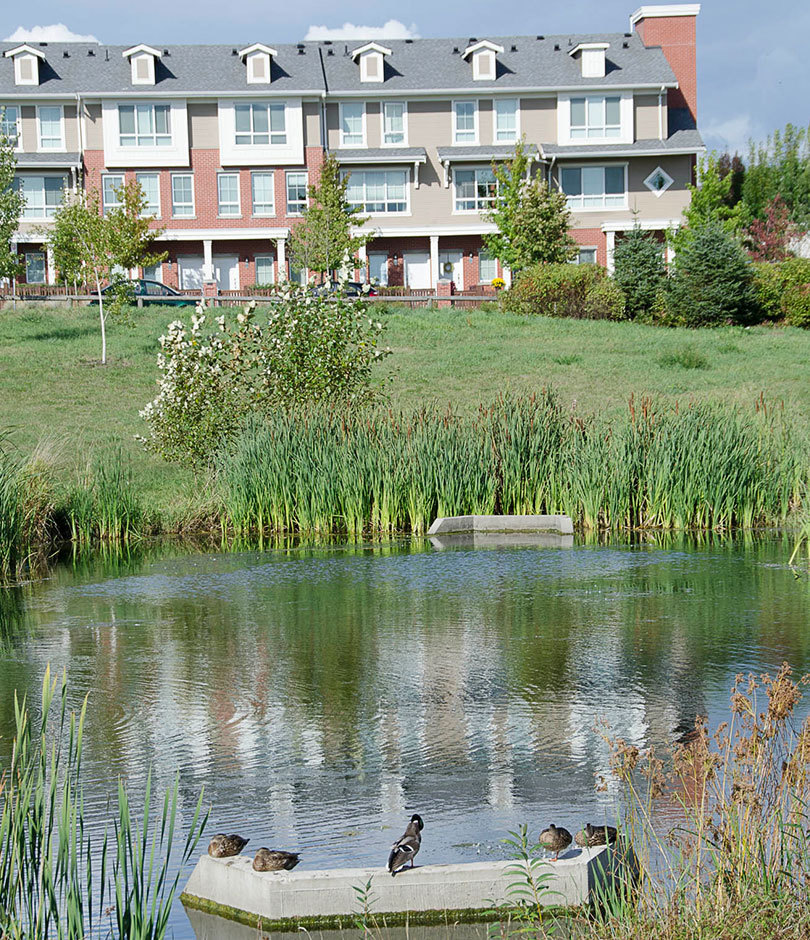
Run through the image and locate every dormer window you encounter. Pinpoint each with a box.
[350,42,391,83]
[4,45,45,87]
[238,44,277,84]
[462,40,504,81]
[122,45,162,86]
[569,42,610,79]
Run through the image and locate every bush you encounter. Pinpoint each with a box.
[785,283,810,327]
[501,263,626,320]
[751,257,810,321]
[612,226,667,319]
[667,222,756,326]
[658,345,710,370]
[139,285,392,467]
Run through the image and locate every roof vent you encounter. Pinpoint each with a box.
[510,44,517,52]
[323,40,332,45]
[622,40,629,48]
[231,48,238,55]
[327,48,334,56]
[87,48,95,56]
[536,35,545,40]
[469,37,477,44]
[405,38,413,43]
[39,42,48,47]
[452,46,459,54]
[624,32,632,37]
[553,43,560,51]
[298,46,305,55]
[63,50,70,58]
[163,48,170,56]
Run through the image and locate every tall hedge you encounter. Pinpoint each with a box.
[612,226,666,320]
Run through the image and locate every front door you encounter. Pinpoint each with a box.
[403,251,431,289]
[214,255,239,291]
[368,252,389,287]
[439,250,464,289]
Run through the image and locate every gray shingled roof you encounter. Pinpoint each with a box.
[437,145,540,162]
[542,128,704,156]
[16,152,81,166]
[0,30,676,97]
[335,147,427,164]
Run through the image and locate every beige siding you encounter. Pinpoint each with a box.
[325,102,340,149]
[303,100,321,147]
[83,102,103,150]
[188,102,218,149]
[62,105,78,151]
[635,94,662,141]
[366,102,381,148]
[20,107,36,151]
[478,99,492,145]
[520,96,556,144]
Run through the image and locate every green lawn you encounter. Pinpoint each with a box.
[2,300,809,514]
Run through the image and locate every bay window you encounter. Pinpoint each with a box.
[570,95,621,139]
[118,103,171,147]
[453,101,477,144]
[344,170,407,213]
[235,103,286,146]
[454,167,497,211]
[494,99,518,142]
[560,165,626,209]
[340,102,365,147]
[18,175,66,219]
[383,102,406,145]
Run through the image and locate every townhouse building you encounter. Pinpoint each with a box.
[1,3,703,290]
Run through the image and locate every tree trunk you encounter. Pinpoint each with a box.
[96,275,106,365]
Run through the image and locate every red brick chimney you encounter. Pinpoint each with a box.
[630,5,700,124]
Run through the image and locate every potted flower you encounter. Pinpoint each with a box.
[491,276,506,291]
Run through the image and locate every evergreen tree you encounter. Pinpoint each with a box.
[612,225,666,319]
[484,138,577,273]
[288,154,370,280]
[670,154,747,256]
[0,115,25,283]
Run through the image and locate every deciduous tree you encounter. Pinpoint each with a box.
[0,115,25,283]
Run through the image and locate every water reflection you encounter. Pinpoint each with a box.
[0,535,808,938]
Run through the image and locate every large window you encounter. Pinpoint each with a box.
[0,106,20,146]
[255,255,275,285]
[251,171,275,216]
[18,175,65,219]
[340,102,365,147]
[118,104,171,147]
[171,173,194,217]
[136,172,160,217]
[479,250,498,283]
[286,171,307,215]
[494,99,518,143]
[570,96,621,139]
[217,172,240,217]
[454,168,496,211]
[453,101,477,144]
[383,102,406,145]
[560,165,626,210]
[235,103,286,146]
[102,174,124,214]
[25,252,46,284]
[344,170,407,214]
[38,107,63,150]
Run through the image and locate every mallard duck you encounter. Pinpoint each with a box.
[387,813,424,876]
[538,824,572,860]
[574,822,619,848]
[208,833,249,858]
[252,848,301,872]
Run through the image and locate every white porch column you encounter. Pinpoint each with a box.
[276,236,287,281]
[430,234,440,289]
[503,266,512,289]
[202,239,214,280]
[46,245,55,285]
[358,242,367,281]
[605,230,616,275]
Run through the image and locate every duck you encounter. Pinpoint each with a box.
[252,848,301,872]
[387,813,424,876]
[574,822,619,848]
[207,833,249,858]
[538,824,572,860]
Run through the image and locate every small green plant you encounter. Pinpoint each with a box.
[551,354,582,366]
[351,876,379,936]
[492,825,559,935]
[658,345,710,370]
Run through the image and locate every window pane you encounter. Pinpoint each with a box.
[155,105,170,135]
[26,253,46,283]
[136,173,160,215]
[384,102,404,143]
[255,255,275,284]
[1,106,19,143]
[587,98,603,127]
[269,104,285,133]
[605,97,621,126]
[286,171,307,214]
[605,166,625,194]
[570,98,586,127]
[582,167,603,196]
[252,172,274,214]
[102,175,123,212]
[387,171,406,201]
[495,99,517,140]
[253,104,269,134]
[560,168,581,195]
[479,250,497,282]
[119,105,135,135]
[342,103,364,144]
[235,105,251,132]
[136,104,152,135]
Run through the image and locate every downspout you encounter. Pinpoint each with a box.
[657,84,665,141]
[75,92,84,191]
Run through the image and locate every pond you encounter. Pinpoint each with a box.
[1,534,809,937]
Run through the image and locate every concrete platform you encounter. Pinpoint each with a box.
[430,532,574,550]
[427,515,574,538]
[181,848,616,930]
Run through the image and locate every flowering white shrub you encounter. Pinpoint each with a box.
[139,284,391,466]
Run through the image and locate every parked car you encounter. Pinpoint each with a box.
[92,279,196,307]
[312,281,378,298]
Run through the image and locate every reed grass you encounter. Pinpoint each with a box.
[65,449,145,545]
[0,666,208,939]
[0,439,25,580]
[218,393,808,536]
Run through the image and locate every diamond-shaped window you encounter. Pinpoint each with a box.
[644,166,673,197]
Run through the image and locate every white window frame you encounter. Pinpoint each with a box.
[558,163,628,212]
[339,102,366,148]
[254,254,276,285]
[453,166,498,213]
[130,53,156,86]
[473,49,496,81]
[135,171,161,218]
[368,251,389,286]
[217,171,241,217]
[251,170,275,216]
[285,170,307,215]
[37,105,65,152]
[102,173,125,215]
[360,51,384,83]
[234,102,287,147]
[0,106,21,149]
[118,102,172,148]
[453,100,478,145]
[382,101,407,146]
[246,51,272,84]
[557,92,633,146]
[478,249,498,283]
[12,53,40,86]
[342,169,410,216]
[18,174,67,220]
[493,98,519,144]
[142,261,162,281]
[643,165,674,197]
[574,247,598,265]
[171,172,195,218]
[25,251,46,283]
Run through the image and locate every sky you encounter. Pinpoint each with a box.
[5,0,808,156]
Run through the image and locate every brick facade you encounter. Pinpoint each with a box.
[634,13,698,122]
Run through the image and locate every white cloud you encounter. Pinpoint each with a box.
[4,24,99,44]
[702,114,756,156]
[304,19,419,41]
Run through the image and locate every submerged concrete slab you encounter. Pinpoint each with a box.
[182,848,612,928]
[430,532,574,550]
[427,515,574,538]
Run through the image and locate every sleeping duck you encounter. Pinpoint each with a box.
[387,814,424,876]
[208,833,249,858]
[575,822,619,848]
[538,824,572,860]
[252,848,301,872]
